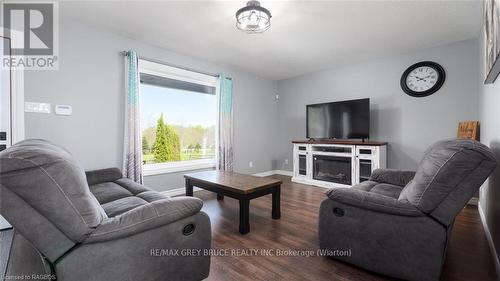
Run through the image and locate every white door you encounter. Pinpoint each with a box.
[0,37,12,230]
[0,37,11,152]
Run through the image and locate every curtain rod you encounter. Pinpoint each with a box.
[120,51,232,80]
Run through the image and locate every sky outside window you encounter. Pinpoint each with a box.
[140,84,216,129]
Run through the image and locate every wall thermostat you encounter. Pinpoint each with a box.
[55,105,72,115]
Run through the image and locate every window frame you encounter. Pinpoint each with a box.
[139,59,219,176]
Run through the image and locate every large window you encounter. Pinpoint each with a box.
[139,60,218,175]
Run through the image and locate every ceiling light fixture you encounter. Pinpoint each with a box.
[236,1,272,34]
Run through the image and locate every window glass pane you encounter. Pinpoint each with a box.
[140,81,216,165]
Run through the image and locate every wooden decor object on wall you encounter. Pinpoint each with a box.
[457,121,480,141]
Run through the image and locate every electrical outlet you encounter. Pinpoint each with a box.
[284,158,289,165]
[249,161,253,168]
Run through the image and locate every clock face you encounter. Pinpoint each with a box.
[405,66,439,92]
[400,61,445,97]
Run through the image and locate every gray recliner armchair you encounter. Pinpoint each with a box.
[319,139,497,281]
[0,139,211,281]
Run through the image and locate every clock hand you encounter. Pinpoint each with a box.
[417,75,433,82]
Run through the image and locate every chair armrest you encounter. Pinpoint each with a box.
[326,187,423,217]
[369,168,415,187]
[85,168,123,185]
[84,197,203,243]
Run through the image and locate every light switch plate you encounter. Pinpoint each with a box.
[25,102,51,114]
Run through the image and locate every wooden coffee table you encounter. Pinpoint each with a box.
[184,171,282,234]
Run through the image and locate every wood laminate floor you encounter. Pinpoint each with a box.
[195,175,498,281]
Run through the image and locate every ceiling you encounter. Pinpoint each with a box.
[62,0,483,80]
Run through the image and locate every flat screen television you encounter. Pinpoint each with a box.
[306,98,370,140]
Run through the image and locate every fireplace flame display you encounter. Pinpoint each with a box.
[313,155,352,185]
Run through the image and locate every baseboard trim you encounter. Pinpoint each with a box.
[468,197,479,206]
[161,187,201,197]
[478,204,500,279]
[253,170,293,177]
[275,170,293,176]
[252,171,276,177]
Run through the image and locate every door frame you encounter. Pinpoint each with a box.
[1,36,24,146]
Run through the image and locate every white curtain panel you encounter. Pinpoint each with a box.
[218,75,234,171]
[123,51,143,183]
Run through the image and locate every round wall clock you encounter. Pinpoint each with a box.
[400,61,445,97]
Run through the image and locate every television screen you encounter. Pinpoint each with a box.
[306,98,370,139]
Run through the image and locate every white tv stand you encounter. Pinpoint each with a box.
[292,140,387,188]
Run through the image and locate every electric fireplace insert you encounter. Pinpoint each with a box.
[313,155,352,185]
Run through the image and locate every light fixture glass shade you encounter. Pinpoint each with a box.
[236,1,271,33]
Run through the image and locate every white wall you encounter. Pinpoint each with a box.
[24,18,278,191]
[23,13,481,193]
[275,39,479,171]
[478,32,500,274]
